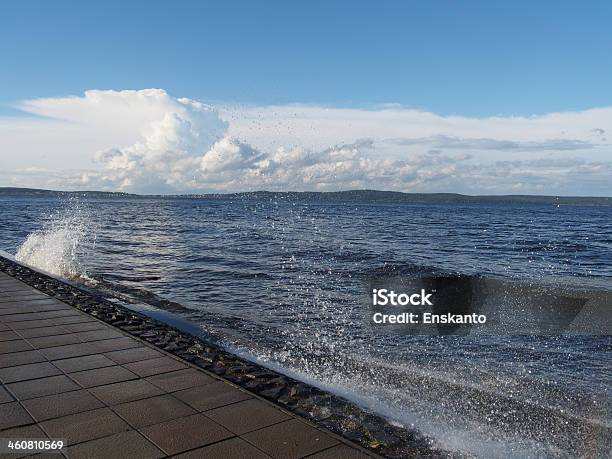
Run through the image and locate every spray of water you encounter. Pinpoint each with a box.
[15,200,95,279]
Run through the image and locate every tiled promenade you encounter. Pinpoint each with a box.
[0,272,373,458]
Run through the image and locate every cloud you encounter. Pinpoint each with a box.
[88,93,227,191]
[0,89,611,195]
[388,135,596,152]
[221,104,612,157]
[201,138,265,176]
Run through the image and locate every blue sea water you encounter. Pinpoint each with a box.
[1,195,610,458]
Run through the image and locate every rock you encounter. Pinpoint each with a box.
[163,342,183,352]
[177,353,196,362]
[244,380,265,391]
[277,394,294,406]
[226,365,249,374]
[140,331,158,338]
[298,394,329,408]
[246,370,278,380]
[259,386,284,399]
[310,405,332,420]
[290,384,312,397]
[266,377,287,387]
[343,429,365,443]
[366,427,400,447]
[225,374,248,384]
[198,353,216,363]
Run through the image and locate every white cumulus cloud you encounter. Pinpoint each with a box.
[0,88,611,195]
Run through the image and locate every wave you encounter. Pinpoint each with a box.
[15,200,95,279]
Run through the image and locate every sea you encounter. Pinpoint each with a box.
[1,194,610,458]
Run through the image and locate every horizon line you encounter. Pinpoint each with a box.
[1,186,610,200]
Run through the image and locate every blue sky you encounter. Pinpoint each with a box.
[2,0,611,116]
[0,1,611,195]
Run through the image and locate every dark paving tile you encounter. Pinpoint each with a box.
[41,407,131,446]
[0,282,35,289]
[0,339,33,354]
[16,325,70,339]
[174,381,252,412]
[0,295,53,305]
[64,430,164,459]
[0,285,28,292]
[0,401,35,430]
[52,354,116,373]
[0,424,49,459]
[88,337,142,353]
[173,437,271,459]
[0,305,32,313]
[22,389,104,421]
[123,356,188,378]
[1,310,81,323]
[7,319,71,330]
[89,379,165,406]
[0,303,71,315]
[75,329,125,342]
[146,368,215,392]
[0,350,46,369]
[27,334,82,349]
[140,413,233,455]
[39,342,98,361]
[7,374,80,400]
[0,279,28,285]
[0,307,38,316]
[306,444,373,459]
[0,385,15,404]
[104,347,162,364]
[69,365,138,388]
[49,315,95,326]
[0,361,61,383]
[62,322,107,333]
[0,424,48,439]
[0,278,34,284]
[0,282,27,288]
[205,399,291,435]
[19,450,66,458]
[0,284,29,291]
[113,394,196,428]
[0,292,41,303]
[0,292,23,298]
[0,286,24,292]
[242,419,339,459]
[0,277,36,283]
[0,275,22,282]
[0,330,21,341]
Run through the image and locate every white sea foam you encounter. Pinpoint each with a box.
[15,202,94,279]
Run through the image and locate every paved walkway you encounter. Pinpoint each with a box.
[0,272,373,459]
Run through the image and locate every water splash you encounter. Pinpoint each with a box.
[15,200,94,279]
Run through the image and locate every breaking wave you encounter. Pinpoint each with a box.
[15,200,94,279]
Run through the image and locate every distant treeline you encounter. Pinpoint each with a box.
[0,187,610,206]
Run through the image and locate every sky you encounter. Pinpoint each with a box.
[1,0,611,195]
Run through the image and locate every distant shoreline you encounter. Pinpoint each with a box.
[1,187,610,206]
